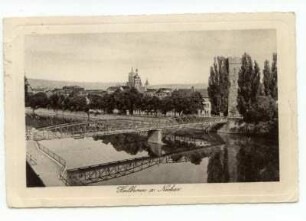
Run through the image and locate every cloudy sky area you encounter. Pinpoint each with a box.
[25,29,276,85]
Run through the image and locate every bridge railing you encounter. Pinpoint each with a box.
[36,141,70,185]
[36,142,66,166]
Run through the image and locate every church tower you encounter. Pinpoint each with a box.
[228,57,242,118]
[133,68,142,91]
[127,67,135,87]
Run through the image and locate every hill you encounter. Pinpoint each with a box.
[27,78,208,90]
[27,78,124,90]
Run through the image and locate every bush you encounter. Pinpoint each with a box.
[243,96,277,123]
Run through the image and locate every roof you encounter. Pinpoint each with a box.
[107,86,120,90]
[195,89,208,98]
[63,85,83,89]
[172,88,208,98]
[86,89,105,92]
[121,86,130,90]
[133,73,140,79]
[156,88,172,93]
[146,88,156,92]
[176,89,193,95]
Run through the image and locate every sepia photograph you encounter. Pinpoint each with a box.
[24,30,279,187]
[4,13,297,207]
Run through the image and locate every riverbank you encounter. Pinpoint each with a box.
[218,118,278,139]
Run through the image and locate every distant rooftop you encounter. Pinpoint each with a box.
[195,89,208,98]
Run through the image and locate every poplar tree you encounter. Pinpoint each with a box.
[237,53,260,121]
[207,57,229,116]
[271,53,278,100]
[263,53,278,101]
[263,60,272,96]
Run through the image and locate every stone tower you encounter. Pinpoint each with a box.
[228,57,242,118]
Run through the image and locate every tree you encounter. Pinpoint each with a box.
[208,61,220,115]
[263,53,278,100]
[171,90,188,115]
[189,91,204,114]
[88,94,105,111]
[271,53,278,100]
[126,87,142,115]
[24,77,30,106]
[103,93,115,114]
[111,88,142,115]
[140,95,150,114]
[113,89,127,114]
[218,57,230,116]
[149,96,161,115]
[160,96,173,115]
[263,60,272,96]
[28,92,48,113]
[170,90,203,115]
[244,95,277,123]
[139,95,160,115]
[237,53,260,121]
[207,57,230,116]
[49,94,64,112]
[68,95,90,119]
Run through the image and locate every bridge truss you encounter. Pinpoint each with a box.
[30,117,227,141]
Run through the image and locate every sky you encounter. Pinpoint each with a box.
[25,29,276,85]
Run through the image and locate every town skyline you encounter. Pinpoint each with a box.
[26,75,208,91]
[25,29,276,85]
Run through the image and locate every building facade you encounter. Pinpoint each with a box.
[155,88,173,99]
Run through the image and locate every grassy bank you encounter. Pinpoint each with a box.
[26,113,81,129]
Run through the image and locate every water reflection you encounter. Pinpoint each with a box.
[221,134,279,182]
[93,131,279,183]
[207,147,230,183]
[93,133,158,157]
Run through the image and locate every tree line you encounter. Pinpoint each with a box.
[208,53,278,123]
[25,84,204,117]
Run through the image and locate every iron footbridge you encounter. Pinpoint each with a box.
[29,117,227,141]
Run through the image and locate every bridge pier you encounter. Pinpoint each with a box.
[148,143,163,156]
[147,129,164,145]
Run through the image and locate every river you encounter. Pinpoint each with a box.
[26,114,279,185]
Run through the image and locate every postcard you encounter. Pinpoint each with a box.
[4,13,297,207]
